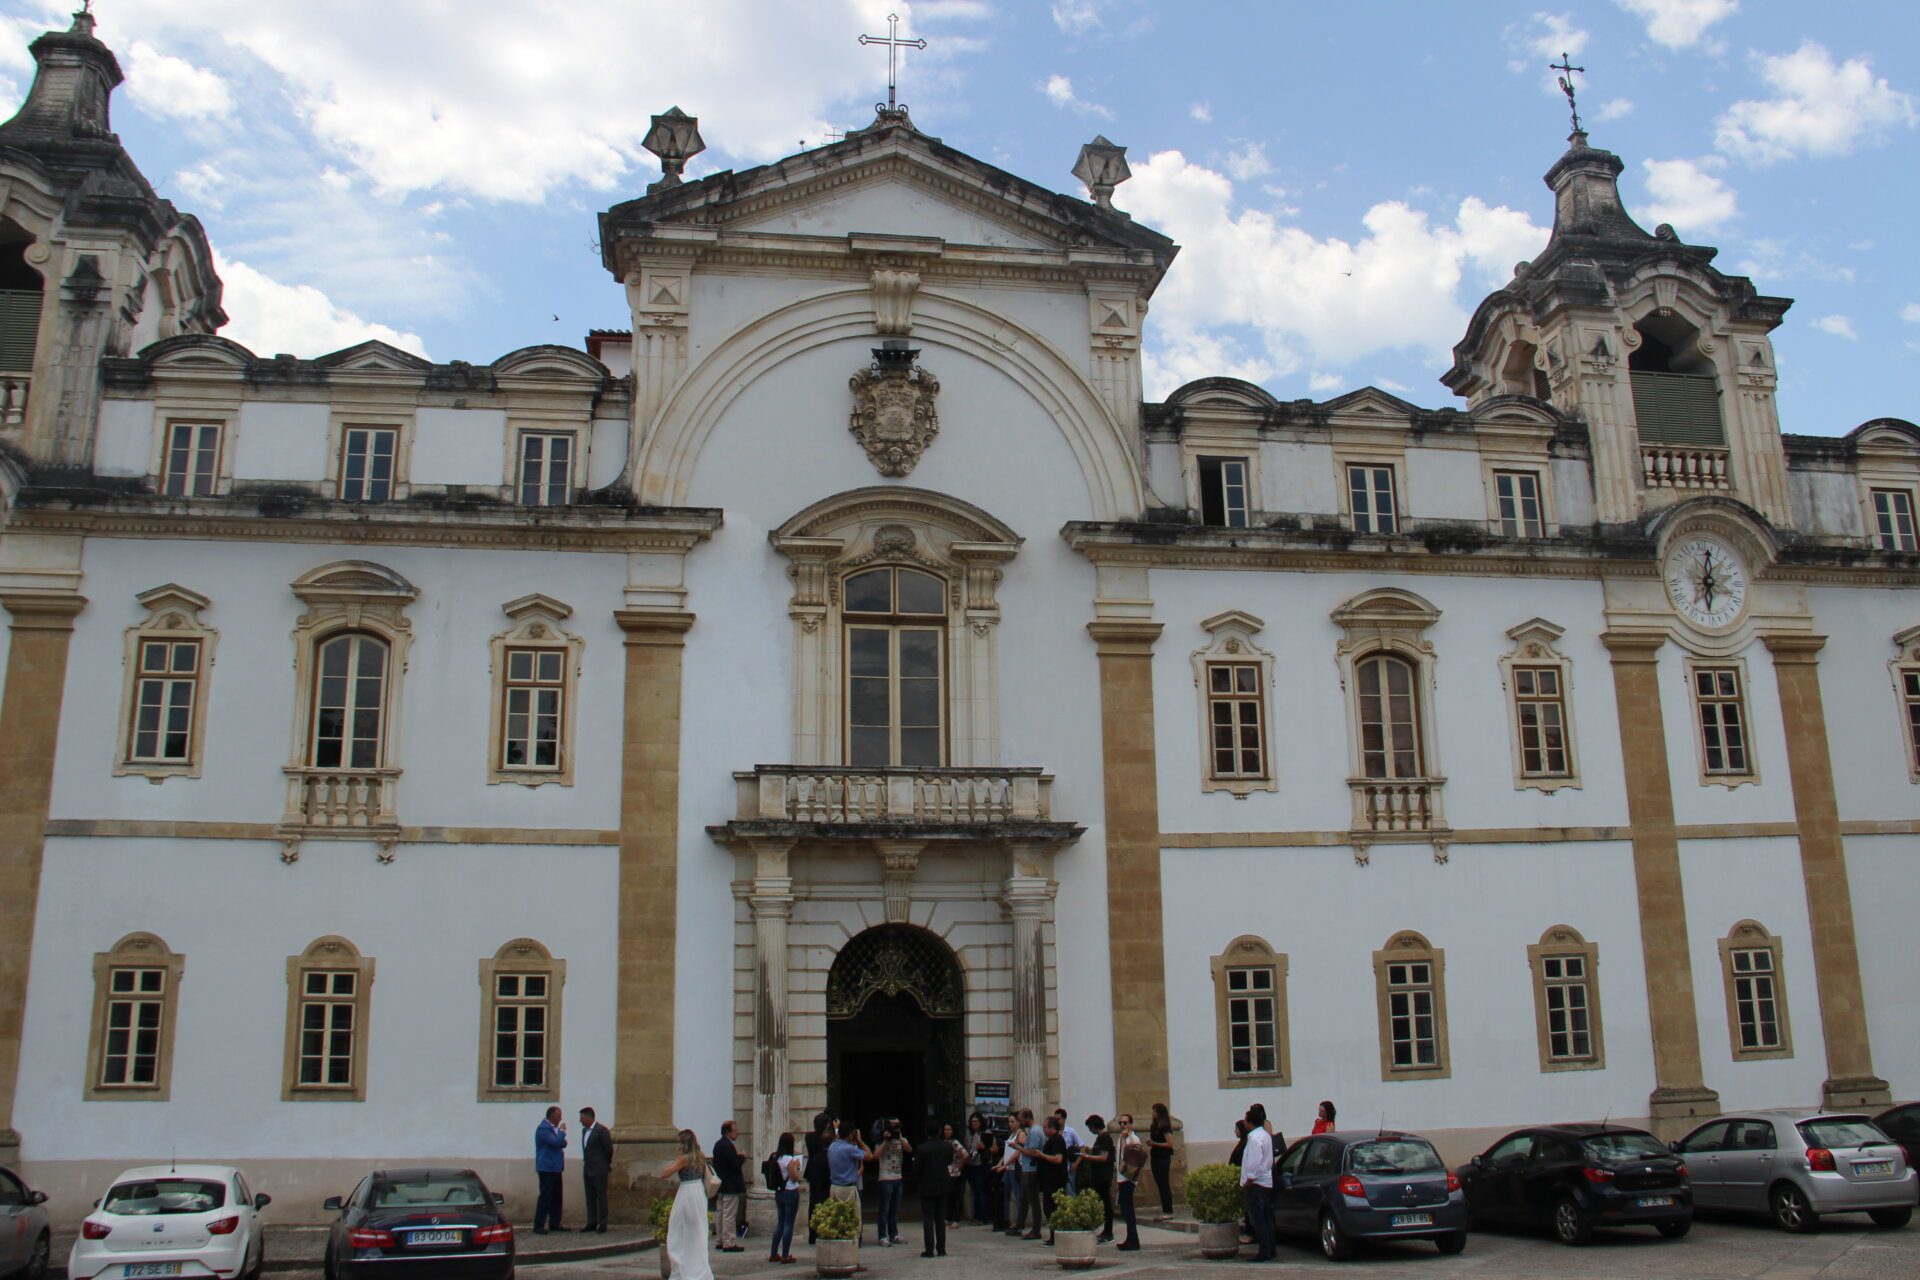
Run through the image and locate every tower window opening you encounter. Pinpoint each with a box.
[1629,316,1724,448]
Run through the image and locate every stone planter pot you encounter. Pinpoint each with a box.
[1053,1229,1098,1269]
[1198,1221,1242,1259]
[815,1237,859,1277]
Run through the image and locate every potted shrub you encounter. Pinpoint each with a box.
[809,1197,861,1277]
[1185,1163,1246,1260]
[648,1197,674,1278]
[1048,1189,1106,1269]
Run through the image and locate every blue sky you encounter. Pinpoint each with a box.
[1,0,1913,435]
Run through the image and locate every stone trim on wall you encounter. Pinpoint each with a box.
[486,594,585,788]
[1371,930,1451,1082]
[1526,924,1605,1073]
[1498,618,1582,794]
[1189,611,1277,797]
[281,935,376,1103]
[114,584,218,782]
[1716,919,1794,1063]
[477,937,566,1104]
[1209,935,1291,1089]
[83,932,186,1102]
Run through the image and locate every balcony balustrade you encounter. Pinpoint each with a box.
[0,372,27,427]
[1641,443,1730,492]
[1349,777,1446,834]
[732,765,1052,825]
[278,767,402,858]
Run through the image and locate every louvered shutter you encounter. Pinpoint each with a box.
[1630,371,1726,447]
[0,289,39,371]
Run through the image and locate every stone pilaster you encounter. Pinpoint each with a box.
[609,607,694,1217]
[1762,635,1889,1108]
[1003,871,1052,1111]
[0,589,85,1154]
[1601,631,1718,1136]
[1087,619,1169,1122]
[748,842,795,1169]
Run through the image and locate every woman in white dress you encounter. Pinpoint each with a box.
[658,1129,715,1280]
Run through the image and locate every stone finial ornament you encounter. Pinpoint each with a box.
[643,107,705,190]
[1073,135,1130,210]
[849,340,940,476]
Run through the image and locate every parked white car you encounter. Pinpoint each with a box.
[68,1165,269,1280]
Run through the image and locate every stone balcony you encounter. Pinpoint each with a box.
[711,765,1082,845]
[1349,776,1447,835]
[277,766,402,861]
[1640,443,1730,492]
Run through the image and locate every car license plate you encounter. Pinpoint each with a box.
[1636,1196,1674,1207]
[124,1266,183,1278]
[1390,1213,1432,1227]
[1854,1160,1894,1177]
[407,1230,464,1246]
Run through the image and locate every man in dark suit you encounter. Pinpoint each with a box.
[578,1107,613,1233]
[914,1122,954,1257]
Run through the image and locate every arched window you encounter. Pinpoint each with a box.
[310,632,389,769]
[1356,653,1421,780]
[0,234,42,372]
[843,565,946,767]
[1630,313,1725,449]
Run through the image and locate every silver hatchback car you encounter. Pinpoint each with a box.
[1673,1109,1918,1232]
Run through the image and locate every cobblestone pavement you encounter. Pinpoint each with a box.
[236,1213,1919,1280]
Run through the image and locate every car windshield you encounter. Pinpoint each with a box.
[1582,1132,1669,1161]
[1346,1140,1442,1175]
[1797,1118,1889,1150]
[103,1179,225,1215]
[371,1177,490,1208]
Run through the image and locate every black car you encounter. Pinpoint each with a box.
[1272,1130,1468,1260]
[322,1168,514,1280]
[1874,1103,1920,1171]
[1456,1124,1691,1245]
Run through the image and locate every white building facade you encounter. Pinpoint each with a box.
[0,12,1916,1223]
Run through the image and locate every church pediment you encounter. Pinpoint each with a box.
[313,340,432,374]
[725,164,1062,251]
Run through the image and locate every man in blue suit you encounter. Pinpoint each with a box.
[533,1106,568,1233]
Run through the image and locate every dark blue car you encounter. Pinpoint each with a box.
[322,1168,514,1280]
[1272,1130,1468,1260]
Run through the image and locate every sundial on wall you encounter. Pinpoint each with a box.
[1664,533,1749,630]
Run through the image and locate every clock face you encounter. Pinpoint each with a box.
[1665,536,1748,630]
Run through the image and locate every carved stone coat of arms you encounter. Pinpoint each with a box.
[849,346,940,476]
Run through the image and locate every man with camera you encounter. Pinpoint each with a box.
[874,1116,910,1246]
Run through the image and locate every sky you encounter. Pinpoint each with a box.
[0,0,1913,436]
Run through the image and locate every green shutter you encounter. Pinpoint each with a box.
[1631,371,1725,447]
[0,289,39,372]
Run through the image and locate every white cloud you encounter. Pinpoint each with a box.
[1040,73,1111,119]
[1596,98,1635,122]
[1051,1,1103,34]
[1616,0,1737,50]
[1812,314,1857,340]
[171,162,226,208]
[1189,101,1212,123]
[1376,376,1411,393]
[1639,157,1738,233]
[1902,303,1920,324]
[1124,150,1547,393]
[1715,42,1917,164]
[1224,143,1270,181]
[124,41,233,120]
[1509,12,1588,96]
[1141,326,1274,400]
[214,254,426,359]
[911,1,992,18]
[1308,372,1343,394]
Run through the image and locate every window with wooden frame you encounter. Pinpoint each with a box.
[1498,619,1580,791]
[159,420,223,497]
[1333,589,1446,835]
[1210,936,1290,1088]
[488,595,584,787]
[1871,488,1918,551]
[1528,925,1604,1071]
[1689,661,1756,783]
[310,632,390,770]
[516,430,574,506]
[1493,469,1546,538]
[1346,463,1398,534]
[85,933,185,1101]
[339,426,399,502]
[843,565,946,768]
[116,585,218,781]
[1356,654,1422,780]
[1190,610,1276,795]
[1372,930,1449,1080]
[283,936,376,1100]
[478,938,566,1102]
[1888,626,1920,783]
[1718,920,1792,1060]
[1196,455,1251,528]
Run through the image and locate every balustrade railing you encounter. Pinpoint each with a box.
[0,372,27,428]
[1641,444,1730,492]
[733,765,1053,824]
[1349,777,1445,834]
[281,766,402,832]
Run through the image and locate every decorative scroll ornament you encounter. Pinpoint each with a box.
[826,924,963,1018]
[849,341,940,476]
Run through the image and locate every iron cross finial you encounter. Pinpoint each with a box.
[859,13,927,112]
[1550,52,1586,133]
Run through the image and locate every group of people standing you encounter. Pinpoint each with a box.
[1229,1099,1338,1263]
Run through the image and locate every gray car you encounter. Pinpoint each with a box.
[0,1166,51,1280]
[1673,1109,1917,1233]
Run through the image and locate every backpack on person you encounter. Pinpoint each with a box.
[763,1154,784,1192]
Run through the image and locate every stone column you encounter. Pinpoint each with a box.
[1762,635,1890,1108]
[1087,620,1170,1118]
[748,843,795,1161]
[610,607,694,1217]
[0,589,85,1155]
[1601,631,1719,1136]
[1003,871,1052,1111]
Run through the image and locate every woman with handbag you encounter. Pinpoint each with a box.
[658,1129,716,1280]
[1114,1114,1146,1251]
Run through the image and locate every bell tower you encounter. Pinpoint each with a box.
[1444,129,1793,528]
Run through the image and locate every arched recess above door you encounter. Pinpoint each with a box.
[826,924,965,1020]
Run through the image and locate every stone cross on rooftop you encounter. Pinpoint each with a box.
[1551,52,1586,134]
[859,13,926,113]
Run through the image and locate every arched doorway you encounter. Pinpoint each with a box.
[825,925,966,1141]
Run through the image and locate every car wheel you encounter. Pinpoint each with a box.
[24,1233,50,1280]
[1869,1207,1912,1230]
[1656,1219,1692,1239]
[1552,1196,1592,1246]
[1318,1211,1353,1262]
[246,1233,266,1280]
[323,1245,337,1280]
[1435,1231,1467,1255]
[1770,1183,1818,1234]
